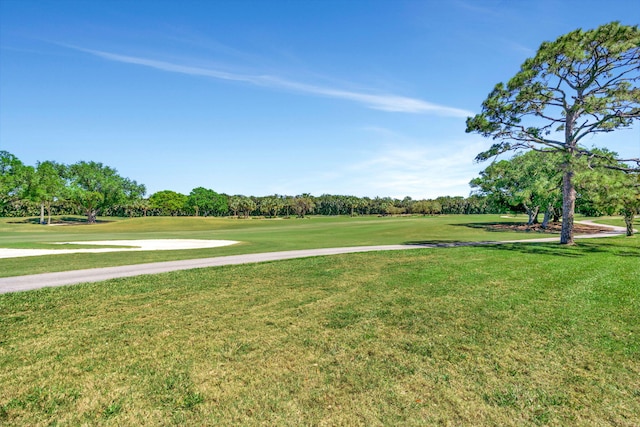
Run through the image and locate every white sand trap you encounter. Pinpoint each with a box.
[0,239,239,259]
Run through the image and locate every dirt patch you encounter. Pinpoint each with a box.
[485,222,613,234]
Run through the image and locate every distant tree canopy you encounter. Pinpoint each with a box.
[149,190,187,216]
[0,151,29,209]
[466,22,640,244]
[68,161,146,224]
[2,150,637,227]
[27,161,67,225]
[259,195,284,218]
[187,187,228,217]
[0,153,147,223]
[292,194,315,218]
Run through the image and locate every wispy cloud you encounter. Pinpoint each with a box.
[266,131,489,199]
[67,45,473,117]
[501,39,535,56]
[342,137,488,199]
[452,0,504,18]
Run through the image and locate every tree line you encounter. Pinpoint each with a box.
[0,152,145,224]
[141,192,494,218]
[2,148,638,235]
[0,150,505,221]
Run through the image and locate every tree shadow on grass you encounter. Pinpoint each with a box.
[458,222,516,230]
[480,242,594,258]
[456,221,615,235]
[455,222,563,234]
[405,240,584,257]
[404,240,494,247]
[572,239,640,257]
[403,239,640,258]
[7,217,112,225]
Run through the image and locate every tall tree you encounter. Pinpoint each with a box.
[67,161,145,223]
[317,194,343,216]
[0,151,29,210]
[237,196,256,219]
[345,196,361,217]
[466,22,640,244]
[292,194,315,218]
[259,195,283,218]
[470,150,563,227]
[187,187,227,217]
[27,161,67,225]
[121,197,150,218]
[620,176,640,236]
[149,190,187,216]
[227,195,241,217]
[577,153,640,236]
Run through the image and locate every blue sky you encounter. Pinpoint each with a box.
[1,0,639,198]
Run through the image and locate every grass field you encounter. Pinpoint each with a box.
[1,214,557,277]
[0,236,638,425]
[1,215,637,425]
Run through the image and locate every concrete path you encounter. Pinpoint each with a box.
[0,221,630,294]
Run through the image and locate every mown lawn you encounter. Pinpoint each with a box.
[1,237,638,426]
[0,214,555,277]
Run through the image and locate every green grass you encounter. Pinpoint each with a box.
[586,216,632,229]
[1,214,564,277]
[1,237,638,425]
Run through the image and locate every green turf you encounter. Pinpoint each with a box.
[0,237,638,425]
[1,214,566,277]
[586,216,632,229]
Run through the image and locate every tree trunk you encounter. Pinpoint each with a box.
[46,202,52,225]
[87,209,97,224]
[624,213,634,237]
[541,206,552,229]
[525,204,539,226]
[40,203,45,224]
[560,169,576,245]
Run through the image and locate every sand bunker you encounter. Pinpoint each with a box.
[0,239,239,259]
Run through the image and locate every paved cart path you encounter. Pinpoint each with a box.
[0,221,631,294]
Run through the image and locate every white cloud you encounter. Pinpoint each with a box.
[342,138,488,199]
[199,135,490,199]
[68,46,473,117]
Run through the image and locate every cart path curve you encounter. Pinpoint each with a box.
[0,221,631,294]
